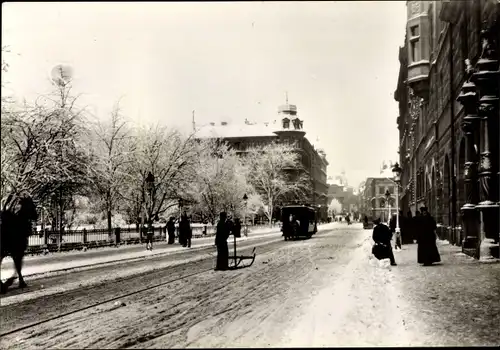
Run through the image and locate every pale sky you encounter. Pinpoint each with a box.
[2,1,407,188]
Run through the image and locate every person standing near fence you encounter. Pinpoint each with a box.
[166,217,176,244]
[214,212,231,271]
[145,226,154,251]
[179,214,192,248]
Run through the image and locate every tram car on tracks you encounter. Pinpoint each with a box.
[281,205,318,241]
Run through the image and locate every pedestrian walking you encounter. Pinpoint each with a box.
[389,212,402,250]
[372,218,397,266]
[214,212,231,271]
[404,210,414,244]
[145,226,154,251]
[417,206,441,266]
[179,214,192,248]
[166,217,176,244]
[412,210,422,244]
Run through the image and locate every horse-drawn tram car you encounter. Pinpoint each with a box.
[280,205,318,241]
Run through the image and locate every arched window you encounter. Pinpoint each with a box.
[379,198,386,208]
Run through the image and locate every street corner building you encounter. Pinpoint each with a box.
[359,169,398,224]
[394,0,499,260]
[194,99,329,221]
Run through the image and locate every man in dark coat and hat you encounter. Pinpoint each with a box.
[417,206,441,266]
[372,218,397,266]
[412,210,422,244]
[214,212,232,271]
[179,213,192,248]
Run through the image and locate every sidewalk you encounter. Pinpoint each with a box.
[390,239,500,346]
[1,227,284,279]
[280,228,499,347]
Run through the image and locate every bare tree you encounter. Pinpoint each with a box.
[121,125,200,229]
[1,83,92,243]
[90,99,135,236]
[243,142,311,227]
[188,138,256,224]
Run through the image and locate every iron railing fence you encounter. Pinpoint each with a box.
[26,223,275,254]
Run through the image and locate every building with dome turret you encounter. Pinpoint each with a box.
[196,99,329,221]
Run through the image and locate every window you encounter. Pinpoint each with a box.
[409,25,420,63]
[410,25,420,36]
[388,186,394,194]
[379,187,385,195]
[411,40,420,62]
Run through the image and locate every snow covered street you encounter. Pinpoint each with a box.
[1,223,498,348]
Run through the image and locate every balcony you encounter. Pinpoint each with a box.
[406,1,431,99]
[407,60,430,98]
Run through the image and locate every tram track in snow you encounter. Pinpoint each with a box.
[0,229,335,339]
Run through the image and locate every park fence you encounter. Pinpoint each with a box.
[27,223,274,255]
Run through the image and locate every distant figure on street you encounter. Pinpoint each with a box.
[179,214,192,248]
[345,214,351,225]
[389,213,402,250]
[145,226,154,251]
[417,207,441,266]
[215,212,231,271]
[166,217,176,244]
[413,211,422,244]
[404,210,414,244]
[372,218,397,266]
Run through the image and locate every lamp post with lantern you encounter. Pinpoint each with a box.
[392,162,403,241]
[243,193,248,237]
[385,189,391,225]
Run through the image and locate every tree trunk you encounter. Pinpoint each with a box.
[58,189,63,251]
[268,198,273,228]
[107,210,112,240]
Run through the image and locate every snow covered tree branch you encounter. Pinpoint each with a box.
[243,142,312,227]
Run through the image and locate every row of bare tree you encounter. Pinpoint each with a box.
[1,79,311,232]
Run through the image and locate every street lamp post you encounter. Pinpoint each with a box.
[146,172,155,247]
[385,190,391,225]
[146,172,155,229]
[392,163,403,244]
[243,193,248,237]
[178,198,183,238]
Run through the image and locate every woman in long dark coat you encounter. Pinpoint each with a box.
[179,214,192,248]
[215,212,231,271]
[166,217,176,244]
[417,207,441,266]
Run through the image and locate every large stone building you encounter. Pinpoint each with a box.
[196,100,330,221]
[359,167,397,223]
[394,0,499,259]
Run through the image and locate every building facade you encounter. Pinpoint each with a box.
[394,0,499,259]
[196,101,330,221]
[361,175,397,223]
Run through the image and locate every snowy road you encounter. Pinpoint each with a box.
[0,224,425,348]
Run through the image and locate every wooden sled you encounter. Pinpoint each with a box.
[228,247,256,270]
